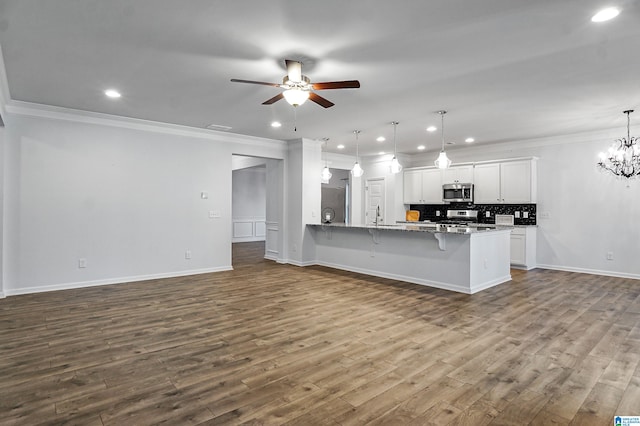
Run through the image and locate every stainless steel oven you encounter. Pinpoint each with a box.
[442,183,473,203]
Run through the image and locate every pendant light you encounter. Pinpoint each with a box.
[351,130,364,177]
[320,138,332,184]
[434,110,452,169]
[390,121,403,174]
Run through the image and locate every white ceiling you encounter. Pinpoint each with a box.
[0,0,639,157]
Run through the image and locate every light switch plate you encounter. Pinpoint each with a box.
[514,211,521,218]
[523,212,529,219]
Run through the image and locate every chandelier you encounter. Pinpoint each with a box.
[597,110,640,179]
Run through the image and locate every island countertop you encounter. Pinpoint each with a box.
[308,222,511,235]
[306,222,512,294]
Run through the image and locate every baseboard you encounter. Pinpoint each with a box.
[0,291,5,299]
[286,259,316,267]
[469,274,513,294]
[536,264,640,280]
[313,260,474,294]
[232,237,266,243]
[4,266,233,296]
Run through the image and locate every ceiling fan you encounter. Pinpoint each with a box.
[231,60,360,108]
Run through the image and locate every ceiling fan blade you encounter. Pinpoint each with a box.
[309,92,335,108]
[285,60,303,83]
[311,80,360,90]
[262,93,284,105]
[230,78,281,87]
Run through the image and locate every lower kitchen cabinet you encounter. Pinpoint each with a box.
[510,227,536,270]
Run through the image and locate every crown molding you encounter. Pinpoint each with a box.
[4,100,287,149]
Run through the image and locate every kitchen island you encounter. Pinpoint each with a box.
[307,223,512,294]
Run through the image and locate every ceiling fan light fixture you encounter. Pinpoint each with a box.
[283,88,309,106]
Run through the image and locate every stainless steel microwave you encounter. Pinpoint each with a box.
[443,183,473,203]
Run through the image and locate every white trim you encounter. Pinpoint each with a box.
[0,292,5,299]
[286,259,316,267]
[5,100,286,150]
[4,266,233,296]
[0,43,10,117]
[536,264,640,281]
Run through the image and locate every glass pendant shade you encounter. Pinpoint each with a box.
[283,89,309,106]
[321,165,332,184]
[434,110,452,169]
[390,156,403,174]
[435,151,452,169]
[351,130,363,177]
[351,161,364,177]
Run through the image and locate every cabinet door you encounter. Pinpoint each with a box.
[442,165,474,184]
[501,160,532,203]
[510,231,526,265]
[473,163,501,203]
[403,170,423,204]
[421,168,443,203]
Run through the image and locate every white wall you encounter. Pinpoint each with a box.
[232,166,266,242]
[286,138,322,266]
[0,125,4,298]
[408,129,640,279]
[2,104,288,294]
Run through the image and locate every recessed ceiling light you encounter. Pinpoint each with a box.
[104,89,121,98]
[417,145,426,150]
[376,136,386,142]
[465,137,475,143]
[426,126,437,132]
[271,121,282,128]
[337,144,345,149]
[378,151,386,155]
[591,7,620,22]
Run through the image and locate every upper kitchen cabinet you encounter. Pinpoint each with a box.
[442,165,474,184]
[473,159,537,204]
[403,168,442,204]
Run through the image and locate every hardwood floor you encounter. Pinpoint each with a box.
[1,241,640,425]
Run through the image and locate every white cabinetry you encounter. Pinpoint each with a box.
[510,227,537,270]
[403,168,442,204]
[473,159,536,204]
[442,165,474,184]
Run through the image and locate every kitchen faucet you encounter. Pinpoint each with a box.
[374,205,381,226]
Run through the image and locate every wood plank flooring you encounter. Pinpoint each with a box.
[1,241,640,425]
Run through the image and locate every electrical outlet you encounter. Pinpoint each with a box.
[540,212,550,219]
[212,210,221,218]
[209,210,215,218]
[78,258,87,269]
[514,211,520,218]
[185,250,192,260]
[201,191,208,199]
[436,210,441,216]
[607,251,614,260]
[523,212,529,219]
[485,211,491,218]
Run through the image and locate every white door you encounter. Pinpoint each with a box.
[365,178,385,225]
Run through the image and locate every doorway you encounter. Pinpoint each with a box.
[365,177,386,225]
[231,155,284,267]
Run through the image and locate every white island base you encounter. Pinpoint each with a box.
[308,224,512,294]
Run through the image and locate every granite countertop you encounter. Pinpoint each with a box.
[308,222,512,235]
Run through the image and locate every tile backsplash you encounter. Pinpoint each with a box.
[409,202,537,225]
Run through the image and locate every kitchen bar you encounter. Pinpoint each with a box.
[307,223,512,294]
